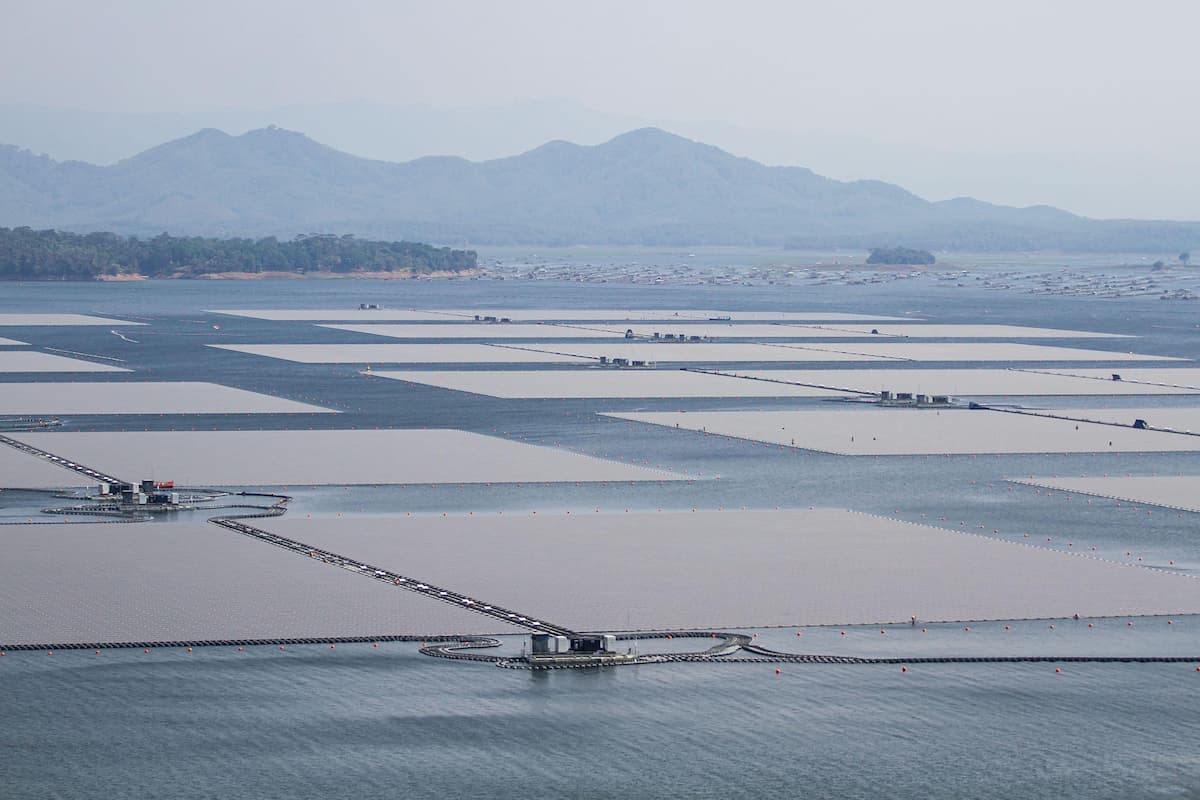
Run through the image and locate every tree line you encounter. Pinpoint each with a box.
[866,247,936,265]
[0,228,478,280]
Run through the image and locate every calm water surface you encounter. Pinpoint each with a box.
[2,273,1199,798]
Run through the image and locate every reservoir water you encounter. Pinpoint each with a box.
[1,266,1198,798]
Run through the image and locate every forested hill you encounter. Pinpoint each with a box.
[3,125,1200,251]
[0,228,477,279]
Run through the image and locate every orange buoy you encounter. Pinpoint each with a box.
[1088,623,1094,628]
[775,668,781,675]
[237,647,243,652]
[95,650,100,655]
[330,644,336,649]
[186,647,193,653]
[1055,667,1062,673]
[901,666,908,673]
[840,630,846,636]
[279,645,285,651]
[143,649,150,654]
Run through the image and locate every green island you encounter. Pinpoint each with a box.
[865,246,936,266]
[0,228,478,280]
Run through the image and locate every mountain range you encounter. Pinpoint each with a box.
[2,125,1197,252]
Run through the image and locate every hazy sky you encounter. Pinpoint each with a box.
[3,0,1197,219]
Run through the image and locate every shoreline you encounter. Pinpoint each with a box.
[87,268,482,282]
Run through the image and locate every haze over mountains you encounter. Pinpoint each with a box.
[3,124,1198,252]
[4,101,1198,222]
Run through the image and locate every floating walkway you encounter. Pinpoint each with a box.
[209,509,577,637]
[419,633,1200,670]
[0,432,125,485]
[5,632,1198,669]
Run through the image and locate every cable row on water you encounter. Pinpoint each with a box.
[0,634,483,652]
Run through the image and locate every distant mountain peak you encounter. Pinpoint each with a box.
[606,126,692,145]
[187,127,232,141]
[113,124,359,173]
[242,124,309,140]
